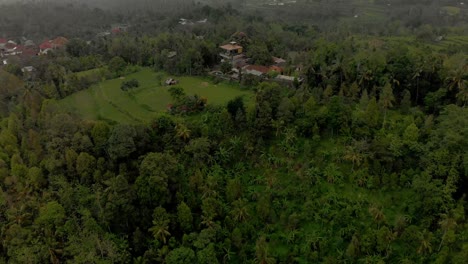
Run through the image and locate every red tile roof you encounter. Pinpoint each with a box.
[4,43,16,49]
[51,37,68,47]
[39,41,53,50]
[39,37,68,50]
[17,45,38,56]
[269,65,283,73]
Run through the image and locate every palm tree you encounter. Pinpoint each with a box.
[417,230,433,254]
[456,84,468,107]
[287,229,300,244]
[379,83,395,129]
[175,123,191,141]
[231,199,250,223]
[200,215,216,229]
[215,146,231,164]
[411,66,423,103]
[369,205,386,227]
[445,64,467,92]
[438,213,457,251]
[255,236,276,264]
[344,145,363,171]
[149,221,171,244]
[324,164,341,184]
[394,214,412,233]
[223,247,234,264]
[358,69,374,88]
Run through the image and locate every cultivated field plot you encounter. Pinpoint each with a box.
[59,68,252,123]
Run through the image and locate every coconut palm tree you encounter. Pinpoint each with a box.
[445,64,467,92]
[175,123,191,141]
[417,230,433,254]
[344,145,363,171]
[255,236,276,264]
[369,205,386,227]
[456,85,468,107]
[149,221,170,244]
[438,213,457,251]
[231,199,250,223]
[379,83,395,129]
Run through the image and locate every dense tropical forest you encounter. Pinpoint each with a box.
[0,0,467,263]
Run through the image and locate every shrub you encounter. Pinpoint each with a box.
[121,79,140,91]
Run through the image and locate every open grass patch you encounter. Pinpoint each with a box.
[59,68,253,123]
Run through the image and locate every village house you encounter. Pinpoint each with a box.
[97,31,111,38]
[21,66,37,80]
[167,51,178,59]
[39,37,69,55]
[217,33,301,85]
[111,24,130,34]
[272,56,286,67]
[1,42,21,57]
[0,38,7,48]
[179,18,208,25]
[220,41,243,62]
[275,74,303,87]
[0,38,39,58]
[243,65,271,77]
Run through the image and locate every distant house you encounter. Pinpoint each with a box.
[179,18,194,25]
[21,66,35,73]
[111,24,129,34]
[0,38,7,48]
[165,78,178,85]
[1,42,22,57]
[275,74,303,87]
[167,51,178,59]
[243,65,270,77]
[111,28,122,34]
[269,65,284,74]
[22,66,37,79]
[272,57,286,67]
[220,42,243,61]
[24,40,35,47]
[97,31,111,38]
[435,36,444,42]
[243,64,284,77]
[39,37,69,55]
[39,41,53,55]
[52,37,68,47]
[233,54,249,68]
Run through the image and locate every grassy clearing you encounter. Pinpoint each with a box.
[74,68,103,77]
[59,68,253,123]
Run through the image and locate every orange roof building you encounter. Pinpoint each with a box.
[51,37,69,47]
[220,42,243,54]
[269,65,283,73]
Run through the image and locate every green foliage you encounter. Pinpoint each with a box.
[120,78,140,91]
[136,153,178,206]
[166,247,196,264]
[1,3,468,263]
[108,56,127,77]
[177,202,193,232]
[247,42,273,65]
[220,60,232,74]
[107,124,137,160]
